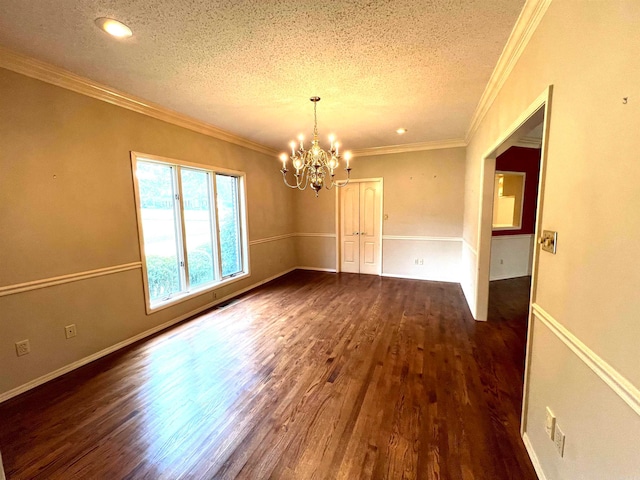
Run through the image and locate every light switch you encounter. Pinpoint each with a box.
[545,407,556,439]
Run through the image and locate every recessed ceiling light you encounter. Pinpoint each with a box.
[396,128,408,135]
[95,17,133,38]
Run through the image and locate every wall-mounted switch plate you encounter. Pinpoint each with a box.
[65,324,77,339]
[545,407,556,439]
[554,424,565,457]
[15,339,30,356]
[539,230,558,254]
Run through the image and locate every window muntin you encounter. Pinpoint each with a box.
[132,153,248,312]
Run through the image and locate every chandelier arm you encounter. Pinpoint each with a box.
[327,168,352,189]
[298,164,310,190]
[281,173,300,189]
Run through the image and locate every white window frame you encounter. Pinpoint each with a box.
[131,151,250,314]
[492,170,526,231]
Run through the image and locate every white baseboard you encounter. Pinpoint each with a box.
[522,432,547,480]
[381,272,459,283]
[0,267,296,404]
[296,266,337,273]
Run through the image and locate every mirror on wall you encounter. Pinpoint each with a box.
[492,171,525,230]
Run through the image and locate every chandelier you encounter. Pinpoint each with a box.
[279,96,352,196]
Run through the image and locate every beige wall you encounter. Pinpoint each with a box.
[294,148,466,280]
[463,1,640,477]
[0,68,297,397]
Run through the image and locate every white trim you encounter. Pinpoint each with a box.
[491,233,534,241]
[522,432,548,480]
[130,152,251,315]
[462,238,478,256]
[475,86,551,323]
[465,0,552,143]
[382,235,462,242]
[296,266,337,273]
[249,233,336,246]
[493,170,527,231]
[249,233,295,246]
[380,273,458,283]
[295,232,336,238]
[532,303,640,417]
[0,46,276,157]
[0,262,142,297]
[0,267,297,404]
[352,139,466,157]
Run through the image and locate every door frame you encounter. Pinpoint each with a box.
[335,177,384,274]
[475,86,553,436]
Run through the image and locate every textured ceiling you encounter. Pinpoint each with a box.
[0,0,525,152]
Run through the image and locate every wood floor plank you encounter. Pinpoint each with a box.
[0,271,537,479]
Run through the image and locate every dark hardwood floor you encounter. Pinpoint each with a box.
[0,271,535,479]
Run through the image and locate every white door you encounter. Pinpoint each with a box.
[340,181,382,274]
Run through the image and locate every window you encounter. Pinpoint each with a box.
[131,152,249,312]
[492,171,525,230]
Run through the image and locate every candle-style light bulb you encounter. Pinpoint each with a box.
[344,151,352,169]
[298,134,304,150]
[335,141,340,156]
[279,153,287,170]
[329,134,335,149]
[290,141,296,156]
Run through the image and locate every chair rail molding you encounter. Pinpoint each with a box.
[249,233,335,246]
[0,262,142,297]
[382,235,463,242]
[532,303,640,417]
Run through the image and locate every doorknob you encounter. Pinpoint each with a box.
[538,230,557,254]
[361,232,367,235]
[353,232,359,235]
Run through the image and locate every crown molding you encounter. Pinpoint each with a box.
[0,46,278,157]
[465,0,552,144]
[352,138,466,157]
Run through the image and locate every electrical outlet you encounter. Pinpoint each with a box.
[545,407,556,439]
[419,259,424,265]
[65,324,77,339]
[212,291,217,300]
[15,339,30,357]
[554,424,565,457]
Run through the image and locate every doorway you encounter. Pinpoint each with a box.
[489,146,542,282]
[337,179,383,275]
[476,87,552,435]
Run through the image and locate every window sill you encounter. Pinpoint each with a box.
[145,271,250,315]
